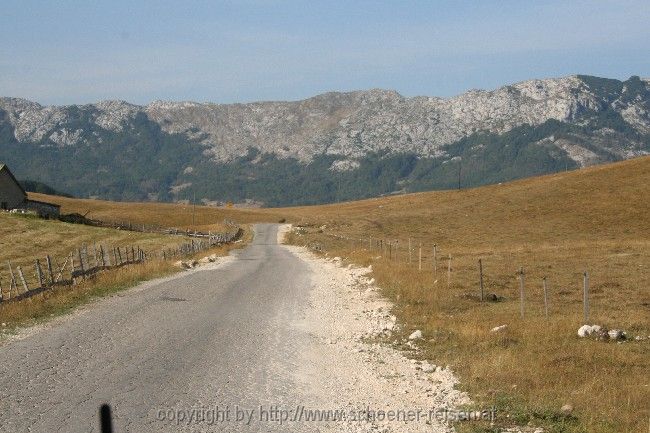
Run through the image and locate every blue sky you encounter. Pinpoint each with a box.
[1,0,648,105]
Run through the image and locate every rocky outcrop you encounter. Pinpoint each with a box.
[1,75,649,167]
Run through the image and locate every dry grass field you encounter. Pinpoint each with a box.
[283,156,650,433]
[29,192,280,231]
[0,209,250,330]
[5,157,648,431]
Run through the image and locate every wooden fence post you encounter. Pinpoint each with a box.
[583,271,589,323]
[8,262,17,298]
[35,259,44,288]
[46,255,55,285]
[78,249,85,275]
[93,242,99,269]
[478,259,484,301]
[17,266,29,293]
[543,277,549,318]
[433,244,437,275]
[54,256,69,283]
[519,267,525,319]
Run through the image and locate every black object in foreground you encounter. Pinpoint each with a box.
[100,404,114,433]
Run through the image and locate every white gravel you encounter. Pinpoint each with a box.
[283,229,471,432]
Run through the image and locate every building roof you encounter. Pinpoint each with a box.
[0,163,28,196]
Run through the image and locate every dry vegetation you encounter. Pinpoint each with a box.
[0,207,251,329]
[283,156,650,433]
[5,157,649,431]
[29,192,280,231]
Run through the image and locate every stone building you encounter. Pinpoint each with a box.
[0,163,60,218]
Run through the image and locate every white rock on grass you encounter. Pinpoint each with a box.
[408,330,423,340]
[607,329,626,341]
[577,324,601,337]
[490,325,508,333]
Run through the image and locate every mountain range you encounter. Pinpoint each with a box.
[1,74,649,206]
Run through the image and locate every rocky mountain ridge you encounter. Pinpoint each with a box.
[1,75,649,205]
[2,75,649,166]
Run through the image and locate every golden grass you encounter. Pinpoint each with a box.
[29,192,281,231]
[0,212,188,288]
[11,157,650,431]
[283,156,650,433]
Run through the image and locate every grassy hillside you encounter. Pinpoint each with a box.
[28,192,279,231]
[0,212,186,283]
[283,156,650,433]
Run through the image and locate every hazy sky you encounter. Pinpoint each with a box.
[1,0,649,105]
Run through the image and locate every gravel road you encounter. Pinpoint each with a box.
[0,224,468,433]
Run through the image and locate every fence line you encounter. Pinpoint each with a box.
[0,228,243,304]
[61,215,239,243]
[308,230,595,322]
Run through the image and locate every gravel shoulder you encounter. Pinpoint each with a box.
[281,225,471,432]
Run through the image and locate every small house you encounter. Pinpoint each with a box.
[0,163,60,218]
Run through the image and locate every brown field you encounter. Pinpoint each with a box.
[29,192,279,231]
[6,156,649,432]
[282,156,650,433]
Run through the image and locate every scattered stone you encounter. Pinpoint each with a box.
[561,404,573,415]
[408,330,423,340]
[607,329,626,341]
[174,260,192,269]
[198,256,212,264]
[578,325,627,341]
[577,324,601,338]
[421,363,436,373]
[486,293,502,302]
[1,323,6,327]
[491,324,508,333]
